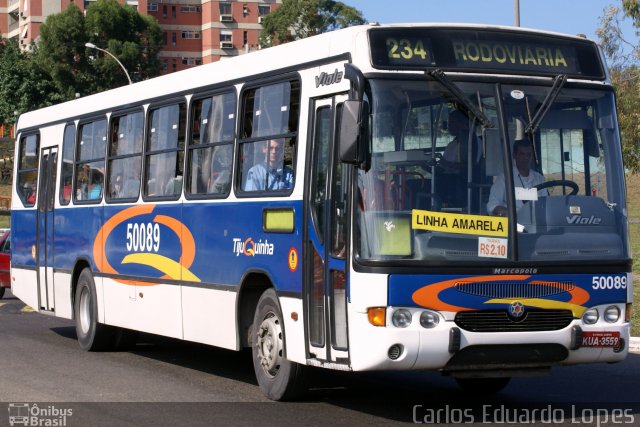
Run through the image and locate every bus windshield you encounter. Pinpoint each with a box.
[356,78,629,264]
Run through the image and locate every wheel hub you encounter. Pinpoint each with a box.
[79,287,91,334]
[256,312,283,377]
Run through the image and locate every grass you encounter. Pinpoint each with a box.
[627,174,640,336]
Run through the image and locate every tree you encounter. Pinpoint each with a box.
[37,0,162,100]
[36,3,91,100]
[84,0,163,90]
[259,0,366,47]
[597,3,640,173]
[0,39,58,128]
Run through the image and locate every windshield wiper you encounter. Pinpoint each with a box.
[427,69,493,129]
[524,74,567,135]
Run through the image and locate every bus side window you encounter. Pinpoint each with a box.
[75,119,106,203]
[238,79,300,193]
[60,124,75,205]
[144,103,186,199]
[107,111,143,201]
[187,91,236,197]
[17,134,39,207]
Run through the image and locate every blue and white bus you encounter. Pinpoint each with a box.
[11,23,632,400]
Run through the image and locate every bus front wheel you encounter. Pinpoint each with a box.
[74,268,114,351]
[251,288,306,401]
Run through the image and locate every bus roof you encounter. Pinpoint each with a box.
[16,23,603,132]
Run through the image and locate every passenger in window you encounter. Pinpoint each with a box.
[25,181,36,204]
[244,139,293,191]
[208,145,231,193]
[62,177,72,203]
[76,165,90,200]
[487,139,546,217]
[437,109,482,207]
[110,173,123,198]
[441,109,473,173]
[88,171,103,200]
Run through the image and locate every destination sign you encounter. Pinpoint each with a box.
[369,28,605,79]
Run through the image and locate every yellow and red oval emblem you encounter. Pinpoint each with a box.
[92,205,200,285]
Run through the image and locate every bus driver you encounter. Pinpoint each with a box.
[244,139,294,191]
[487,139,546,216]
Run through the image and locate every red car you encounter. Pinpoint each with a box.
[0,230,10,299]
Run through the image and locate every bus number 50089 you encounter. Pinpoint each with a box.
[591,275,627,290]
[126,223,161,252]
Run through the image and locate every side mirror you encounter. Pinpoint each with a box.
[339,100,365,164]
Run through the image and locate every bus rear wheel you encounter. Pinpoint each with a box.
[74,268,115,351]
[251,288,306,401]
[455,377,511,394]
[0,287,5,299]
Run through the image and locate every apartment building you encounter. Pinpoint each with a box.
[0,0,281,74]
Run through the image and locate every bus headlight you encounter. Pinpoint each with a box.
[583,308,599,325]
[419,311,440,328]
[604,306,620,323]
[392,309,412,328]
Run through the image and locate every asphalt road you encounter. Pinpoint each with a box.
[1,289,639,426]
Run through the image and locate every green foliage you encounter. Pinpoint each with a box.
[0,39,58,127]
[597,3,640,173]
[612,67,640,172]
[84,0,162,90]
[623,0,640,22]
[318,0,367,32]
[259,0,366,47]
[39,0,163,94]
[0,0,162,124]
[37,3,90,100]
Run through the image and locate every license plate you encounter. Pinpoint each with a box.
[581,331,620,348]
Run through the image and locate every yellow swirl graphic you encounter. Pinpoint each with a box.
[122,253,200,282]
[93,205,201,286]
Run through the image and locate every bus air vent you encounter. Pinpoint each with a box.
[444,250,476,257]
[536,250,570,255]
[578,249,610,254]
[455,281,574,299]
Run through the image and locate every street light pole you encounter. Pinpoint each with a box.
[514,0,520,27]
[85,42,133,85]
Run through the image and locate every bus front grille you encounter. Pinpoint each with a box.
[454,309,574,332]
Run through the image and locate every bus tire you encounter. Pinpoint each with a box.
[455,377,511,394]
[251,288,306,401]
[0,287,5,299]
[74,268,114,351]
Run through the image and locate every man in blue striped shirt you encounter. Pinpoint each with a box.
[244,139,294,191]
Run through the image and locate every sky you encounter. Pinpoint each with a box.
[343,0,637,44]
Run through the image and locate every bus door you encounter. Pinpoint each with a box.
[36,147,58,312]
[305,95,350,364]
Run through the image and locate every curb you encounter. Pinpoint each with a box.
[630,337,640,354]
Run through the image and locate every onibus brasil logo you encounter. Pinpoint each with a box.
[8,403,73,426]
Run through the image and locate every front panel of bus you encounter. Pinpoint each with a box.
[344,27,631,375]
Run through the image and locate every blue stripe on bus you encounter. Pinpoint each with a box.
[388,273,628,312]
[11,200,304,293]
